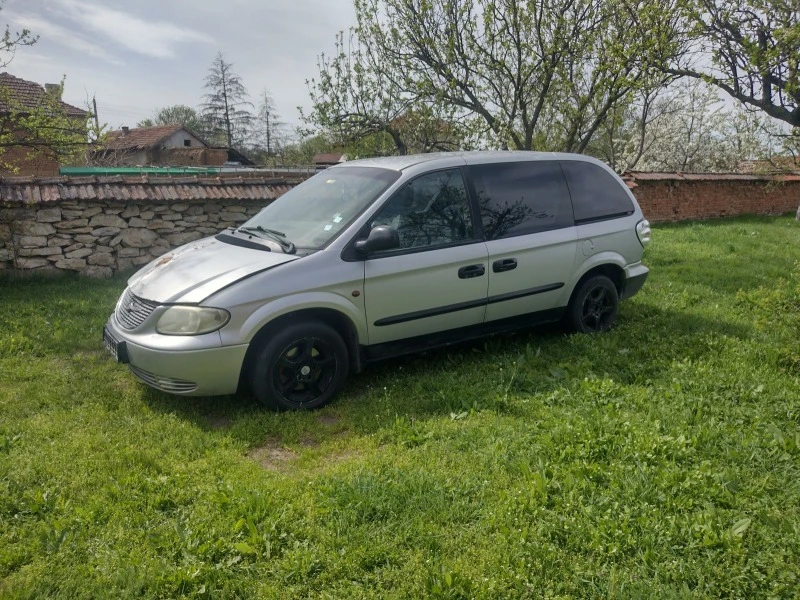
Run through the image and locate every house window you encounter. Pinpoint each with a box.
[184,139,191,147]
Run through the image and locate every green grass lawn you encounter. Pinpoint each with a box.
[1,215,799,599]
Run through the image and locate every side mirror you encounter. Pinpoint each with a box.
[354,225,400,255]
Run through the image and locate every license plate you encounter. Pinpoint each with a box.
[103,326,125,363]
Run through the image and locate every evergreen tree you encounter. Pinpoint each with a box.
[200,52,253,149]
[254,90,286,156]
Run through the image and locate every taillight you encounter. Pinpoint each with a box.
[636,219,651,247]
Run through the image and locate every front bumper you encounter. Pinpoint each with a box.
[621,262,649,301]
[104,316,248,396]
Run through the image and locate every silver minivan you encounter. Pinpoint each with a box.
[103,152,650,409]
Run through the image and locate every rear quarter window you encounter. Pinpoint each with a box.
[561,161,635,224]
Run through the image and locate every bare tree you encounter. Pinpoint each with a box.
[254,90,286,156]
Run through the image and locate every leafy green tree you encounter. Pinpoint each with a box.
[280,133,333,166]
[307,0,684,153]
[670,0,800,127]
[305,31,422,155]
[200,52,253,149]
[137,105,204,134]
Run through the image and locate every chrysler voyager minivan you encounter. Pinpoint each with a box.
[104,152,650,409]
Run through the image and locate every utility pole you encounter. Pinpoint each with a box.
[92,95,100,132]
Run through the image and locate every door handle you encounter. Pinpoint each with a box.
[493,258,518,273]
[457,264,486,279]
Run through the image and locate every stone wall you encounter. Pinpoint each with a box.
[1,171,798,278]
[0,176,295,277]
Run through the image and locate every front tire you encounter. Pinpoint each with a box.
[249,321,349,410]
[565,275,619,333]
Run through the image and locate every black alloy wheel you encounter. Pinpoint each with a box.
[250,321,349,410]
[274,337,337,404]
[566,275,619,333]
[581,285,615,331]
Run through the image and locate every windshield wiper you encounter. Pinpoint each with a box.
[236,226,296,254]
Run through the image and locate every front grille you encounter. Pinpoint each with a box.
[116,288,159,330]
[129,365,198,394]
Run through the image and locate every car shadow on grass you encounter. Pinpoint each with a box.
[341,301,754,415]
[135,301,754,454]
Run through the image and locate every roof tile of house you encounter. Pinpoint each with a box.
[104,125,207,151]
[0,72,88,117]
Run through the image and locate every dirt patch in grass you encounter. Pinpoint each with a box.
[248,438,298,470]
[300,435,318,447]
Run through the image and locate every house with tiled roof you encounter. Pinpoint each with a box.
[94,124,230,167]
[0,73,90,177]
[0,72,87,118]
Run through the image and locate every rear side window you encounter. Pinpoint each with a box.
[561,161,634,223]
[470,161,573,240]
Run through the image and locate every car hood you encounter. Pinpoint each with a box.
[128,236,299,303]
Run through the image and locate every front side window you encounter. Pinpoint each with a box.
[470,161,574,240]
[370,168,474,251]
[242,166,400,250]
[561,161,635,223]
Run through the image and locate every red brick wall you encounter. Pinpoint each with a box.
[630,179,800,223]
[0,145,60,177]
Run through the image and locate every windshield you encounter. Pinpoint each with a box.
[241,166,400,250]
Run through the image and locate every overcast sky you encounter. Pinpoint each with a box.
[2,0,356,132]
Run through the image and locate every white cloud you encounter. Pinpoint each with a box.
[55,0,214,59]
[10,14,123,65]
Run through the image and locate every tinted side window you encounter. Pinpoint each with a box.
[561,161,635,223]
[370,168,474,251]
[470,161,573,240]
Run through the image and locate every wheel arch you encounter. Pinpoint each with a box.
[240,307,364,391]
[566,255,626,308]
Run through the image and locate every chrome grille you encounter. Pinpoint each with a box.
[129,365,198,394]
[116,288,159,330]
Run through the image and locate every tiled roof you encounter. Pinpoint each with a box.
[0,72,88,117]
[313,153,345,164]
[0,175,295,204]
[104,125,207,151]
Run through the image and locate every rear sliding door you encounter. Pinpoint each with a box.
[468,160,578,323]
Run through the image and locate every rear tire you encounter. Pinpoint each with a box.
[249,321,349,410]
[565,275,619,333]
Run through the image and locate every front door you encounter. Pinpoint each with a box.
[363,168,489,346]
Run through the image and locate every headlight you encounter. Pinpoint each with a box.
[156,306,230,335]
